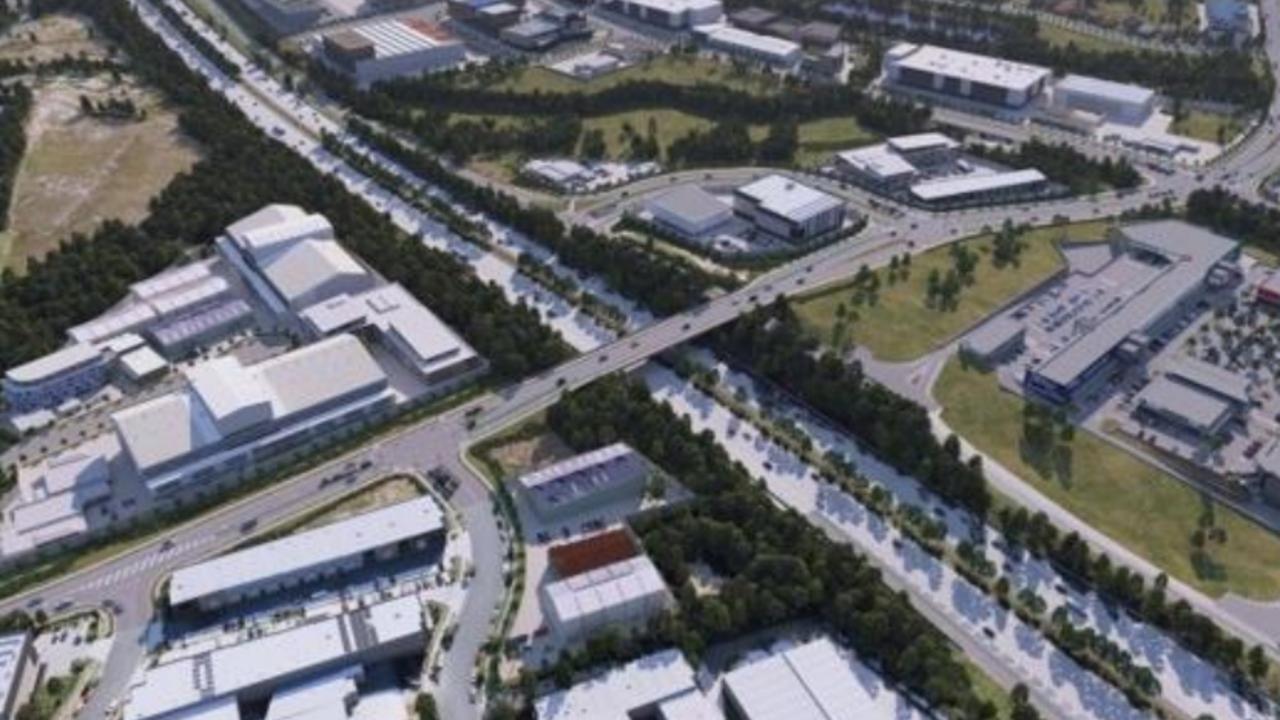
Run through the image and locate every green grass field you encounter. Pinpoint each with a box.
[1171,109,1246,144]
[936,358,1280,600]
[795,116,877,167]
[487,55,783,96]
[1036,22,1137,52]
[793,221,1113,361]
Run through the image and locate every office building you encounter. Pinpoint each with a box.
[722,637,927,720]
[1052,74,1157,125]
[887,132,961,166]
[113,334,394,494]
[542,553,671,641]
[883,42,1050,108]
[729,6,777,31]
[3,343,107,413]
[239,0,326,36]
[523,159,595,192]
[646,185,734,238]
[534,648,716,720]
[0,633,38,720]
[697,25,802,67]
[169,496,443,611]
[962,316,1026,366]
[4,443,114,553]
[123,594,425,720]
[1026,221,1240,405]
[837,144,918,190]
[909,169,1048,205]
[733,175,846,241]
[321,19,466,88]
[599,0,724,29]
[516,443,650,520]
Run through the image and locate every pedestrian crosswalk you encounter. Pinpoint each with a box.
[79,536,213,592]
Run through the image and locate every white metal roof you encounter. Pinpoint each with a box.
[150,300,253,350]
[887,132,960,153]
[1167,357,1250,405]
[32,449,111,499]
[130,262,215,301]
[543,555,668,624]
[169,496,441,606]
[723,637,926,720]
[736,175,844,223]
[186,356,274,436]
[534,648,701,720]
[0,633,31,715]
[119,347,169,381]
[68,304,158,345]
[702,25,800,59]
[124,595,424,720]
[618,0,722,14]
[229,206,333,261]
[4,343,101,385]
[836,144,917,181]
[113,392,220,474]
[349,19,458,57]
[889,42,1050,92]
[251,333,385,418]
[148,276,232,318]
[265,665,361,720]
[1056,74,1155,106]
[525,159,592,185]
[262,239,371,307]
[909,169,1046,201]
[153,697,243,720]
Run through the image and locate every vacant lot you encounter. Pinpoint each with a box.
[486,55,783,96]
[1171,109,1246,144]
[936,358,1280,600]
[794,221,1112,361]
[488,430,573,479]
[795,116,876,166]
[0,13,112,64]
[295,476,424,531]
[3,75,200,272]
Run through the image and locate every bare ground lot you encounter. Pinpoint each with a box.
[0,15,201,273]
[0,13,113,64]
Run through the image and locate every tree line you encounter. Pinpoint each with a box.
[545,374,1001,718]
[347,120,737,316]
[967,139,1142,195]
[0,82,31,232]
[154,0,240,79]
[1186,186,1280,255]
[16,0,568,381]
[712,300,993,515]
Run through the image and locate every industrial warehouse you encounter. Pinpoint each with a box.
[881,42,1051,110]
[318,18,467,88]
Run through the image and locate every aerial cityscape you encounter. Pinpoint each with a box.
[0,0,1278,717]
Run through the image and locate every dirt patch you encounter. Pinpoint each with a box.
[3,74,201,272]
[296,476,425,531]
[0,14,114,64]
[489,432,573,478]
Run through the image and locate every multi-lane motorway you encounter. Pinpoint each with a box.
[8,0,1280,716]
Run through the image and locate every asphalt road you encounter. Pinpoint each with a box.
[11,0,1280,716]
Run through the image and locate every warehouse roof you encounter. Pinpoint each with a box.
[130,261,215,301]
[887,132,960,153]
[5,343,101,385]
[723,637,927,720]
[909,169,1046,202]
[338,18,458,58]
[701,25,800,58]
[534,648,701,720]
[736,175,843,223]
[887,42,1050,92]
[68,304,158,345]
[147,276,231,318]
[252,334,385,417]
[1034,222,1238,388]
[962,315,1025,358]
[119,347,169,382]
[618,0,722,14]
[261,239,371,307]
[1167,357,1250,406]
[518,443,648,510]
[1136,375,1234,433]
[1056,73,1155,106]
[229,205,334,261]
[113,393,219,474]
[544,555,669,626]
[647,185,732,225]
[837,144,916,181]
[525,159,593,186]
[729,6,778,26]
[265,665,361,720]
[124,595,423,720]
[169,496,442,606]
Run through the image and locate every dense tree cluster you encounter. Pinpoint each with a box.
[712,301,993,515]
[154,0,240,78]
[665,118,802,168]
[13,0,568,380]
[968,139,1141,195]
[1186,186,1280,253]
[547,375,996,718]
[347,120,736,315]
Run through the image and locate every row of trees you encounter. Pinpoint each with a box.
[968,139,1142,195]
[17,0,569,381]
[0,82,31,232]
[153,0,240,78]
[712,301,994,515]
[1185,186,1280,254]
[346,120,736,316]
[546,375,999,718]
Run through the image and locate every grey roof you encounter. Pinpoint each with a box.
[729,6,779,25]
[1056,74,1155,106]
[647,185,731,224]
[169,497,442,606]
[0,633,31,714]
[963,315,1025,357]
[1137,375,1234,433]
[910,169,1046,202]
[1034,221,1239,388]
[1167,357,1250,406]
